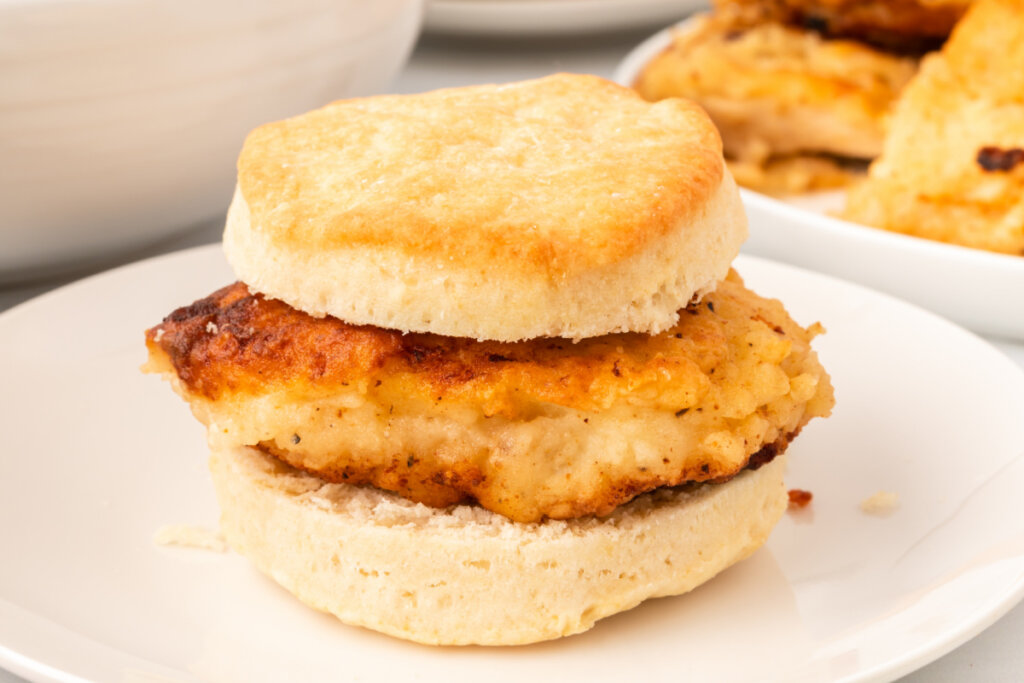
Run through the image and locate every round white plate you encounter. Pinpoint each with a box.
[424,0,707,36]
[3,245,1024,683]
[614,22,1024,341]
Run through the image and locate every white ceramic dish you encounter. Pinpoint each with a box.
[3,245,1024,682]
[614,22,1024,341]
[741,190,1024,341]
[0,0,423,284]
[424,0,706,36]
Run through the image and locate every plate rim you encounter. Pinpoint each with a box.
[424,0,706,36]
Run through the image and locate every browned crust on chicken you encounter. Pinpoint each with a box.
[146,281,726,417]
[254,428,798,515]
[718,0,971,52]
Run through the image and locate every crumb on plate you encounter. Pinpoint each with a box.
[787,488,813,509]
[153,524,228,552]
[860,490,899,516]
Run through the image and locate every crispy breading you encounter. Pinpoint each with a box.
[634,11,917,193]
[841,0,1024,255]
[145,272,833,523]
[717,0,971,51]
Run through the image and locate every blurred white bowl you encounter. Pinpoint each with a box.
[0,0,423,283]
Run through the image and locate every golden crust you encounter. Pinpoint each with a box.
[229,74,746,341]
[145,272,834,523]
[146,280,717,414]
[841,0,1024,255]
[238,74,721,273]
[939,0,1024,103]
[633,12,917,179]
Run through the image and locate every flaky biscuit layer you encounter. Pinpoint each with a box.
[210,446,789,645]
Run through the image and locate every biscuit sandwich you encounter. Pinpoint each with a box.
[632,1,967,194]
[841,0,1024,255]
[144,74,834,645]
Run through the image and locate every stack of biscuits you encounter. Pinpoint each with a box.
[634,0,971,194]
[145,74,834,645]
[636,0,1023,257]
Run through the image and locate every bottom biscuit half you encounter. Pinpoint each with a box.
[210,446,789,646]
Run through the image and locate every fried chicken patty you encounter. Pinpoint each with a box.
[144,271,833,523]
[634,11,917,194]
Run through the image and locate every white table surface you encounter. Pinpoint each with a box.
[3,24,1024,683]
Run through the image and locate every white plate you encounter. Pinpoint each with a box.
[614,22,1024,341]
[3,245,1024,683]
[424,0,707,36]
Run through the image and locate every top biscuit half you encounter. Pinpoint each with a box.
[224,73,747,341]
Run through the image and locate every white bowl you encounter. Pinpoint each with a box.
[741,190,1024,341]
[0,0,424,283]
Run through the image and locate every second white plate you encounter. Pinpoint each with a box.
[614,21,1024,341]
[2,245,1024,682]
[425,0,707,36]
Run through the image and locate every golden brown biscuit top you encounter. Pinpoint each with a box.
[236,73,724,276]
